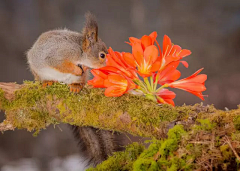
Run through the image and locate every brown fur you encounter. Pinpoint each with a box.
[71,126,126,166]
[27,12,107,82]
[27,12,127,167]
[54,60,84,76]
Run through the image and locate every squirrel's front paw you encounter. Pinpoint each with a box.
[42,81,57,88]
[69,83,84,93]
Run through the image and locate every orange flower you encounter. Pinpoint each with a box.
[107,48,138,79]
[167,68,207,100]
[104,74,136,97]
[127,31,158,50]
[123,43,161,77]
[155,61,181,85]
[88,47,140,97]
[88,69,107,88]
[156,89,176,106]
[158,35,191,70]
[88,33,207,104]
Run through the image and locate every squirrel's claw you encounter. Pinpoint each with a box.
[42,81,57,88]
[69,83,84,93]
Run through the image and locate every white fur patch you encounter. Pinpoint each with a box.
[38,67,81,84]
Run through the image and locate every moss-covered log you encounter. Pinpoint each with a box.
[0,81,240,170]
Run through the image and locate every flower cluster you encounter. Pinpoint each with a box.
[88,32,207,106]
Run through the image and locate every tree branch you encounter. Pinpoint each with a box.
[0,81,239,138]
[0,81,240,170]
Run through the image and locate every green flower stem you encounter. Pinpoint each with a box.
[134,79,149,93]
[155,84,168,93]
[138,87,148,94]
[153,74,159,91]
[144,77,152,92]
[150,76,154,91]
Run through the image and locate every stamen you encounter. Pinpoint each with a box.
[166,45,173,57]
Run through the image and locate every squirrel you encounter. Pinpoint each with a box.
[27,12,127,166]
[27,12,107,93]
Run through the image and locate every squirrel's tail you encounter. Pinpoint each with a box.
[70,126,126,166]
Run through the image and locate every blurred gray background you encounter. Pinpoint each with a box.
[0,0,239,170]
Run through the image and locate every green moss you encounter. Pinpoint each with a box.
[195,119,216,131]
[1,82,240,170]
[90,125,190,171]
[87,142,144,171]
[232,132,240,141]
[220,145,233,160]
[234,116,240,130]
[0,82,197,138]
[133,159,158,171]
[0,88,8,109]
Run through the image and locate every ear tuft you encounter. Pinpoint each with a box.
[82,12,98,52]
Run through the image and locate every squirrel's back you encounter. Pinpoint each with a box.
[27,29,83,69]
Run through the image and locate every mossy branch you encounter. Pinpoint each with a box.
[0,81,239,138]
[0,81,240,170]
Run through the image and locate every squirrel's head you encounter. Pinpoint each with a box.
[81,12,108,69]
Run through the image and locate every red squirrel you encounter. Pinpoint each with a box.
[27,12,127,166]
[27,12,107,93]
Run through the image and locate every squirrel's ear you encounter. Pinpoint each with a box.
[82,12,98,51]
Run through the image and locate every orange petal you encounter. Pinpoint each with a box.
[163,35,172,57]
[123,52,136,68]
[187,74,207,83]
[164,55,181,66]
[141,35,152,50]
[105,85,127,97]
[106,54,119,67]
[129,37,141,45]
[132,43,144,66]
[170,45,181,56]
[144,45,158,64]
[158,61,180,79]
[171,82,206,92]
[99,66,120,74]
[185,90,205,100]
[104,79,113,87]
[137,70,152,78]
[180,61,189,68]
[107,74,128,86]
[151,61,161,72]
[178,49,191,57]
[185,68,204,80]
[149,31,157,44]
[166,70,181,82]
[158,70,181,85]
[125,41,131,45]
[88,77,105,88]
[108,48,126,67]
[115,52,128,68]
[157,88,176,99]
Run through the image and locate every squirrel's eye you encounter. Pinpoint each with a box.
[99,52,106,59]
